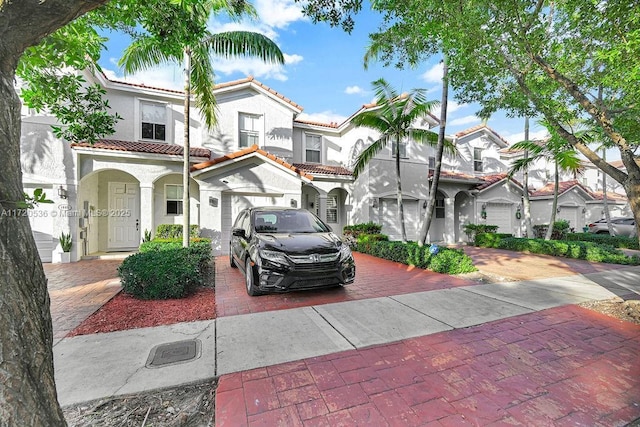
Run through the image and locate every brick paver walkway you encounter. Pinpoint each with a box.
[214,252,476,317]
[45,260,122,342]
[216,305,640,426]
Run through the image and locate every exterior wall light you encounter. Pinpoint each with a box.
[58,186,68,199]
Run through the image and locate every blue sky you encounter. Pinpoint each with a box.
[98,0,550,144]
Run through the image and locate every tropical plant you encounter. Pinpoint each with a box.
[509,120,582,240]
[351,78,438,242]
[59,232,72,252]
[119,0,284,247]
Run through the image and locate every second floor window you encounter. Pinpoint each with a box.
[391,140,407,158]
[305,134,322,163]
[166,184,183,215]
[141,102,166,141]
[239,113,261,148]
[474,147,483,172]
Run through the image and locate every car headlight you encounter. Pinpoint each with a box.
[259,249,289,265]
[339,244,352,262]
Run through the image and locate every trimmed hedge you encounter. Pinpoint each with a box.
[566,233,640,250]
[354,240,476,275]
[155,224,200,239]
[532,220,571,240]
[475,233,513,247]
[343,222,383,239]
[477,236,639,265]
[118,238,212,299]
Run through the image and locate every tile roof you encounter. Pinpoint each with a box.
[429,170,482,182]
[190,145,313,180]
[71,139,211,158]
[454,123,510,147]
[293,119,340,129]
[292,163,353,176]
[588,191,628,202]
[530,180,591,198]
[476,173,523,191]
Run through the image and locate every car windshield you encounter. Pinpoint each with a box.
[253,210,330,234]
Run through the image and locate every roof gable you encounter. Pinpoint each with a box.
[454,124,509,148]
[530,180,593,199]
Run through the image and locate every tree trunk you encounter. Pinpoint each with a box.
[419,59,448,246]
[395,136,407,243]
[0,2,108,425]
[1,60,67,427]
[601,149,613,235]
[545,161,560,240]
[182,48,191,248]
[522,117,533,238]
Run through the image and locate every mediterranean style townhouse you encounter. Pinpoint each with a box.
[19,69,630,262]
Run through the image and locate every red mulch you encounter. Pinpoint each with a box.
[67,287,216,337]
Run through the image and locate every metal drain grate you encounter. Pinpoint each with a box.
[146,339,201,368]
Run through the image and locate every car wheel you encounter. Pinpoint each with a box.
[245,258,260,296]
[229,245,237,268]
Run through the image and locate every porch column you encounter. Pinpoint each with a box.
[444,197,455,244]
[139,183,153,241]
[318,195,328,223]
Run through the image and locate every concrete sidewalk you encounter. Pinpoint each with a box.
[54,265,640,416]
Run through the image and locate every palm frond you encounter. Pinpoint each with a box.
[352,137,387,178]
[119,36,176,73]
[205,31,284,64]
[409,128,439,145]
[190,44,217,128]
[351,111,391,133]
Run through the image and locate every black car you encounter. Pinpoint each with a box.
[230,207,356,296]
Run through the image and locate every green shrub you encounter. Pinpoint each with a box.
[344,222,383,239]
[532,220,571,240]
[354,240,476,274]
[463,224,500,243]
[475,233,513,248]
[118,248,203,299]
[357,233,389,244]
[494,237,639,265]
[155,224,200,239]
[566,233,640,250]
[139,238,212,269]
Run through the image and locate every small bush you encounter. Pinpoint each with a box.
[139,238,212,269]
[357,233,389,244]
[475,233,513,248]
[344,222,383,238]
[118,248,203,299]
[354,240,476,274]
[533,220,571,240]
[155,224,200,239]
[566,233,640,250]
[463,224,500,243]
[493,237,639,265]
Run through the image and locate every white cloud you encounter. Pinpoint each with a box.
[103,64,184,91]
[421,62,443,83]
[254,0,305,29]
[503,128,549,144]
[344,85,365,95]
[298,111,348,125]
[212,52,302,81]
[446,100,467,114]
[449,115,480,126]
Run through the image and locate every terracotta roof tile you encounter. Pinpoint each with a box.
[292,163,353,176]
[454,123,509,146]
[190,145,313,180]
[589,191,628,202]
[293,119,340,129]
[71,139,211,158]
[429,170,481,181]
[530,180,591,198]
[476,173,523,191]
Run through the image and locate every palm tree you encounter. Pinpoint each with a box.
[509,120,582,240]
[119,0,284,246]
[352,78,439,242]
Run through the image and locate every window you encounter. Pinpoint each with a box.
[239,113,261,148]
[428,156,435,172]
[141,102,166,141]
[305,134,322,163]
[166,185,183,215]
[391,140,407,158]
[327,195,338,223]
[435,198,445,218]
[473,147,483,172]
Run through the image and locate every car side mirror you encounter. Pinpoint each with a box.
[232,228,246,239]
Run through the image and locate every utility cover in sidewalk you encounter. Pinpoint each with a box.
[146,339,201,368]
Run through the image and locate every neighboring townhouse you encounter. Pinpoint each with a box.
[19,69,629,262]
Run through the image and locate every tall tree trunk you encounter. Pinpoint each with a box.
[601,148,613,235]
[395,136,407,243]
[182,48,191,248]
[0,2,108,425]
[545,161,560,240]
[522,116,533,238]
[419,59,448,246]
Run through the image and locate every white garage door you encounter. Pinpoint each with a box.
[29,214,53,263]
[486,203,512,234]
[382,199,420,241]
[220,194,283,251]
[558,206,578,230]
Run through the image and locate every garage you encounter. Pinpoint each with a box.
[382,199,420,241]
[485,202,512,234]
[558,206,578,231]
[220,193,284,250]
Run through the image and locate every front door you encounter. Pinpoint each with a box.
[108,182,139,250]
